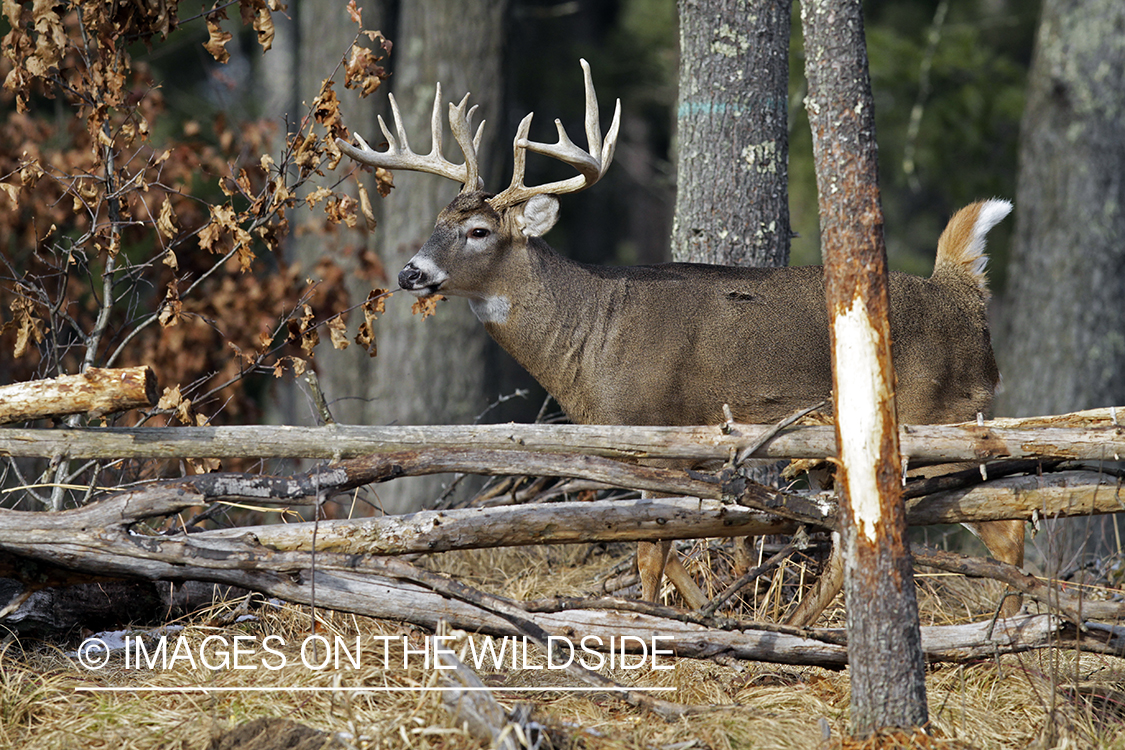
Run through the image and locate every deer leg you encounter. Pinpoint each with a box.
[970,519,1026,618]
[784,531,844,627]
[663,549,709,610]
[637,540,709,609]
[733,536,755,578]
[637,540,670,602]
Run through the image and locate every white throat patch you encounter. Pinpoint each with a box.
[469,295,511,324]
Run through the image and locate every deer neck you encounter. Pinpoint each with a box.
[475,238,612,419]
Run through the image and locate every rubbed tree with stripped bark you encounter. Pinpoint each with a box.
[801,0,927,736]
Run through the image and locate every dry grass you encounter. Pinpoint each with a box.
[2,541,1123,750]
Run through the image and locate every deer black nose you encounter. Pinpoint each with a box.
[398,263,423,290]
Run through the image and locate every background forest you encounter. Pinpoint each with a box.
[2,0,1122,545]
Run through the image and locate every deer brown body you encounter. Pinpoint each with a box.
[411,192,1000,430]
[340,61,1023,619]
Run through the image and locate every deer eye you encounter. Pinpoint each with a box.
[469,227,490,239]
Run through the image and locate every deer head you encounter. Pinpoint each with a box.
[336,60,621,304]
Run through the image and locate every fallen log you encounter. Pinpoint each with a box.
[1,407,1122,462]
[1,408,1122,665]
[0,451,1118,557]
[192,471,1120,555]
[1,461,1120,644]
[0,366,157,425]
[0,547,1117,667]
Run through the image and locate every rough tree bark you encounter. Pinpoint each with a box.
[671,0,794,587]
[278,0,509,514]
[801,0,927,735]
[355,0,509,513]
[672,0,792,266]
[995,0,1125,561]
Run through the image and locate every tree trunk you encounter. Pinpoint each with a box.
[672,0,792,266]
[671,0,794,578]
[995,0,1125,561]
[278,0,509,514]
[356,0,508,513]
[801,0,927,735]
[264,0,387,479]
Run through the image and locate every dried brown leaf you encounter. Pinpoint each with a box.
[158,282,183,327]
[304,186,333,209]
[199,204,238,253]
[0,182,18,208]
[366,288,390,315]
[157,384,182,410]
[253,6,275,51]
[227,340,257,365]
[411,294,444,319]
[355,320,375,357]
[324,194,357,227]
[355,289,388,357]
[204,18,232,63]
[344,43,388,98]
[356,181,376,231]
[175,395,194,425]
[374,167,394,197]
[312,80,346,139]
[327,314,349,350]
[157,196,177,241]
[10,297,46,358]
[293,304,318,356]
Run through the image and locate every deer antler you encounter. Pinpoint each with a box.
[336,60,617,206]
[335,84,485,192]
[489,59,621,210]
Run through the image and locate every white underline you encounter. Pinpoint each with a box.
[75,686,677,693]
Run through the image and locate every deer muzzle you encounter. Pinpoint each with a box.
[398,260,447,297]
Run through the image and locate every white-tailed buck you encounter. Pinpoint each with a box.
[338,60,1022,618]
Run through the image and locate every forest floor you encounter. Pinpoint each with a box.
[2,540,1124,750]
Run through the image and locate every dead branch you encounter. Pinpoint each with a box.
[913,545,1125,623]
[1,456,1118,559]
[200,496,793,552]
[0,366,157,425]
[1,461,1121,663]
[904,470,1124,526]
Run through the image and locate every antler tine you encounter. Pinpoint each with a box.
[496,112,535,207]
[447,94,484,191]
[490,59,621,210]
[388,92,412,153]
[581,58,602,161]
[335,83,477,189]
[427,83,444,158]
[472,118,486,154]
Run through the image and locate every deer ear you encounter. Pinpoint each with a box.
[515,195,560,237]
